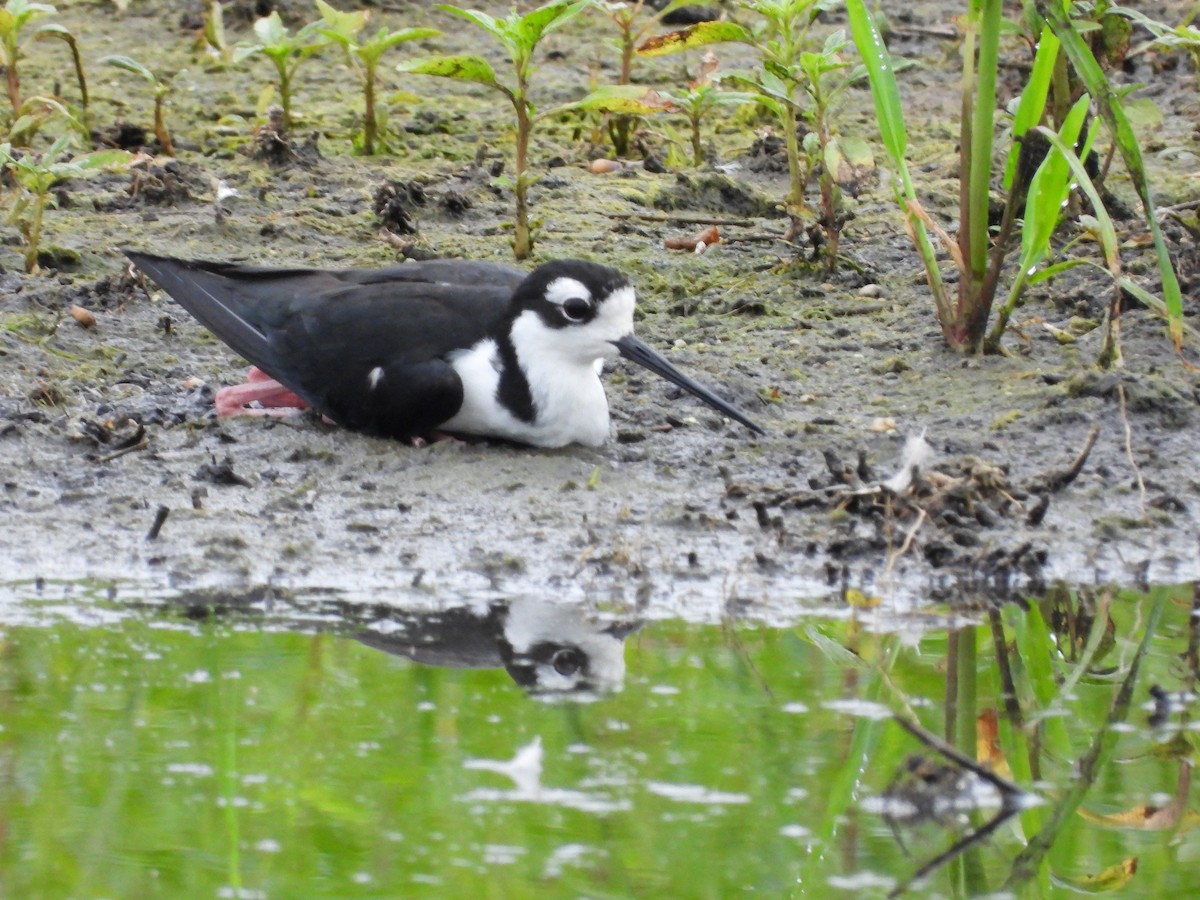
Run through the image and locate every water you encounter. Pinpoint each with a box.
[0,580,1195,897]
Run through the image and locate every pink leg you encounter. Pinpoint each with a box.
[215,366,310,417]
[410,431,465,448]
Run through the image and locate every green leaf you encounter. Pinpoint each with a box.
[824,135,874,185]
[844,0,907,165]
[1018,94,1090,275]
[1027,258,1090,285]
[1002,25,1057,193]
[72,148,134,170]
[1122,96,1163,129]
[1034,123,1120,276]
[397,54,499,88]
[637,20,755,56]
[232,44,261,64]
[435,5,504,42]
[100,54,156,84]
[361,27,441,61]
[517,0,590,45]
[552,84,678,116]
[31,21,71,40]
[314,0,368,41]
[253,12,287,48]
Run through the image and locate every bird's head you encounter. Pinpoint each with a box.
[509,259,636,365]
[510,259,765,435]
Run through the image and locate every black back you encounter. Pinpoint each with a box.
[127,251,527,439]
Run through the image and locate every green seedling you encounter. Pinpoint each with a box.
[101,55,176,156]
[1112,4,1200,88]
[599,0,695,155]
[7,92,86,146]
[316,0,440,156]
[398,0,591,259]
[202,0,233,64]
[639,0,848,262]
[234,10,328,131]
[792,29,873,269]
[667,52,756,167]
[0,0,88,138]
[0,134,133,272]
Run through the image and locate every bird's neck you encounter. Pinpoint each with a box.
[503,313,610,446]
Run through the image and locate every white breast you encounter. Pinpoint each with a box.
[439,336,612,448]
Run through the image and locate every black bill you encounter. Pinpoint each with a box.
[615,335,764,435]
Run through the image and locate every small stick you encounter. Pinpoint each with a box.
[892,715,1024,798]
[93,438,149,464]
[884,508,927,575]
[1117,385,1148,520]
[608,211,759,227]
[1157,198,1200,216]
[146,505,170,541]
[1038,423,1100,492]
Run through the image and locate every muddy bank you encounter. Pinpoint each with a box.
[1,1,1198,618]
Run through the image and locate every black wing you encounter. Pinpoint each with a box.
[126,251,525,439]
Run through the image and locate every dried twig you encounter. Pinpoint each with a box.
[146,505,170,541]
[93,437,149,464]
[608,210,758,227]
[885,508,927,575]
[1117,385,1148,520]
[1036,423,1100,492]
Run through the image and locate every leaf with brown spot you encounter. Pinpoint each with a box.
[637,21,754,57]
[557,85,679,116]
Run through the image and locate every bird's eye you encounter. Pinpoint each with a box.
[561,297,591,322]
[551,647,585,676]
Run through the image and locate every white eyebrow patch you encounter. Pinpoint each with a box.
[543,277,591,308]
[367,366,384,390]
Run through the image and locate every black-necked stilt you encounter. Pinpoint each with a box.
[125,251,763,447]
[354,599,639,696]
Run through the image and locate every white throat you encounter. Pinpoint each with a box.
[440,285,636,448]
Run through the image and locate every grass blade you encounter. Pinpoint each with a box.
[1041,1,1184,348]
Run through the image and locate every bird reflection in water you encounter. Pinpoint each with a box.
[171,593,638,700]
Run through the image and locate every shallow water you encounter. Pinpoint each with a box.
[0,580,1196,897]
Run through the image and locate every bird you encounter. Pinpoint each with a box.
[125,251,763,448]
[352,598,639,697]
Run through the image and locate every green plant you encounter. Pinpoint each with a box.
[101,55,176,156]
[791,29,873,269]
[398,0,591,259]
[1113,4,1200,89]
[316,0,440,156]
[598,0,693,155]
[6,92,87,146]
[640,0,860,265]
[640,0,833,209]
[202,0,232,63]
[1041,1,1183,353]
[845,0,1182,356]
[234,10,328,131]
[0,134,133,272]
[0,0,87,138]
[667,52,756,167]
